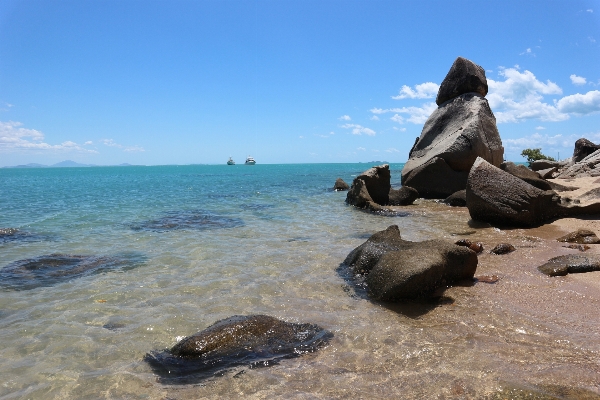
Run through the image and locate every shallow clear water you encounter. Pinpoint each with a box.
[1,164,599,399]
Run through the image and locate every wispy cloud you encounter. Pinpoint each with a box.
[338,115,351,121]
[357,147,366,151]
[570,74,587,85]
[519,48,535,56]
[101,139,145,152]
[371,102,437,124]
[392,82,439,100]
[341,124,376,136]
[0,121,97,153]
[385,147,400,153]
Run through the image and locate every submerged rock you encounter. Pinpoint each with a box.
[0,253,144,290]
[144,315,332,384]
[131,210,244,232]
[0,228,46,244]
[538,254,600,276]
[490,243,516,255]
[342,225,478,300]
[557,229,600,244]
[333,178,350,191]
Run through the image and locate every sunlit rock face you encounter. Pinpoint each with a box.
[401,57,503,199]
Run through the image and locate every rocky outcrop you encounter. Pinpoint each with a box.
[500,161,572,192]
[401,57,504,199]
[352,164,390,205]
[557,229,600,244]
[555,149,600,178]
[466,157,600,227]
[572,138,600,163]
[144,315,332,384]
[538,254,600,276]
[342,225,478,300]
[333,178,349,191]
[436,56,488,106]
[388,186,419,206]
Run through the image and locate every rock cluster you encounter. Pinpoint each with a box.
[401,57,504,198]
[346,164,418,211]
[342,225,478,300]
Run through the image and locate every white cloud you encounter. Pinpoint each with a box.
[299,136,304,139]
[393,127,407,132]
[392,82,439,100]
[370,102,437,124]
[84,140,93,145]
[570,74,587,85]
[0,121,97,153]
[587,9,593,13]
[556,90,600,115]
[519,48,534,56]
[341,124,376,136]
[589,36,597,44]
[535,126,546,130]
[370,115,379,121]
[357,147,366,151]
[504,131,600,155]
[487,68,566,122]
[101,138,145,152]
[390,114,404,124]
[385,148,400,153]
[339,115,351,121]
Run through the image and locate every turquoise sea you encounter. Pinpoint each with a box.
[1,164,599,399]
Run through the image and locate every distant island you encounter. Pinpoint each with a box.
[2,160,136,168]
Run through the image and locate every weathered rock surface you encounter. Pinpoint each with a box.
[436,57,488,106]
[444,190,467,207]
[572,138,600,163]
[0,253,144,290]
[388,186,419,206]
[529,159,566,171]
[467,158,600,227]
[144,315,332,384]
[333,178,349,191]
[555,149,600,178]
[401,93,504,198]
[342,225,478,300]
[538,254,600,276]
[557,229,600,244]
[537,167,557,179]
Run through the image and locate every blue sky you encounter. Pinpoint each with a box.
[1,0,599,166]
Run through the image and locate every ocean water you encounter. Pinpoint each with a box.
[1,164,599,399]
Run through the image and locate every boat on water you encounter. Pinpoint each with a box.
[227,157,235,165]
[245,156,256,165]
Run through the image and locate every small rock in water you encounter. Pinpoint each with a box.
[563,244,591,252]
[144,315,333,384]
[103,322,126,331]
[538,254,600,276]
[454,239,483,253]
[490,243,515,255]
[0,228,45,244]
[0,253,144,290]
[333,178,349,191]
[556,229,600,244]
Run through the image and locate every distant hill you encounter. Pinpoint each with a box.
[50,160,95,168]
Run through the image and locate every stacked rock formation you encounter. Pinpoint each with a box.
[401,57,504,198]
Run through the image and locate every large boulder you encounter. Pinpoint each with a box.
[343,225,478,300]
[499,161,572,192]
[401,90,504,198]
[346,164,391,205]
[572,138,600,163]
[436,57,488,106]
[466,158,600,227]
[144,315,332,383]
[529,159,566,171]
